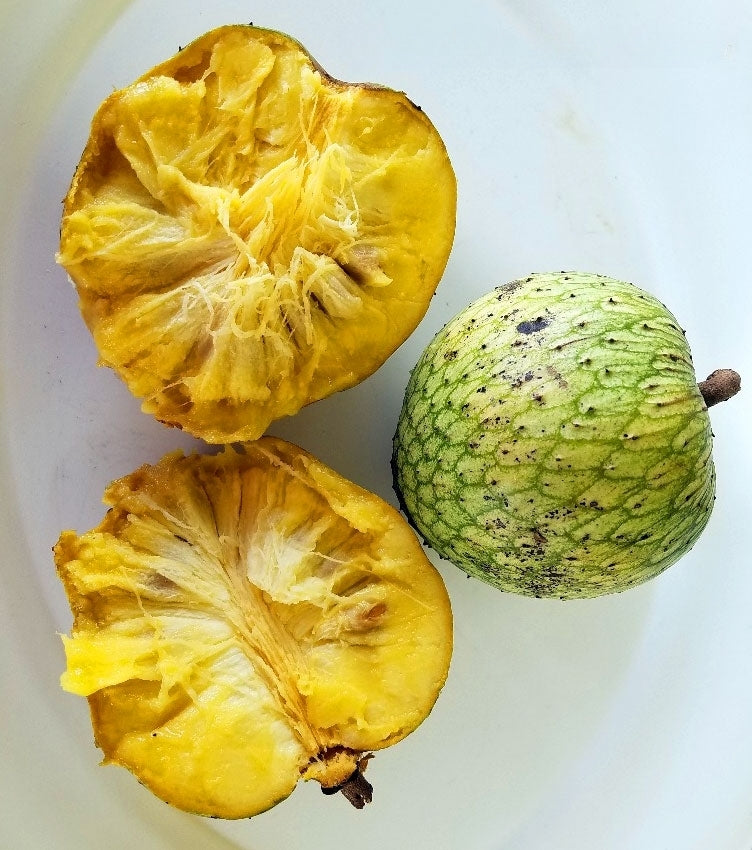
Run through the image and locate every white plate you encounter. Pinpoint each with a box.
[2,2,751,848]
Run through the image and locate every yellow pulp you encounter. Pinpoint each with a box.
[58,26,456,441]
[55,438,452,818]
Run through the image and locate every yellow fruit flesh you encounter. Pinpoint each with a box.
[57,26,456,442]
[55,438,452,818]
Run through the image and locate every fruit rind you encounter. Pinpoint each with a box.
[393,272,716,599]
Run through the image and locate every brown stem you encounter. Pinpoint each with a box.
[338,766,374,809]
[698,369,741,408]
[320,754,374,809]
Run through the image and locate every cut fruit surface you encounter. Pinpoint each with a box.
[54,437,452,818]
[57,25,457,442]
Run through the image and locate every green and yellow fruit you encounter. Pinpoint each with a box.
[57,25,456,443]
[393,272,740,599]
[55,438,452,817]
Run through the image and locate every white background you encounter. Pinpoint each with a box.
[1,1,751,848]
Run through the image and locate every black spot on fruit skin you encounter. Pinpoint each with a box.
[516,317,550,335]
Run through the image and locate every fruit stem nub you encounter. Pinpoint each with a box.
[698,369,741,408]
[320,754,374,809]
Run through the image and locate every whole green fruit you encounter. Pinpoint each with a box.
[392,272,740,599]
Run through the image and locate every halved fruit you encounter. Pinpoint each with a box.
[54,437,453,818]
[57,25,457,442]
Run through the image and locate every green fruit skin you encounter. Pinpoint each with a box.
[392,272,715,599]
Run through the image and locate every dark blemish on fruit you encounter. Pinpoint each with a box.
[545,365,568,389]
[498,280,523,297]
[517,317,550,335]
[533,528,547,545]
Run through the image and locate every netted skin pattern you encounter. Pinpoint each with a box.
[394,272,715,599]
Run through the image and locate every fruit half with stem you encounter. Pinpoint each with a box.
[55,437,452,817]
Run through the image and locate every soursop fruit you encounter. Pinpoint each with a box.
[392,272,740,599]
